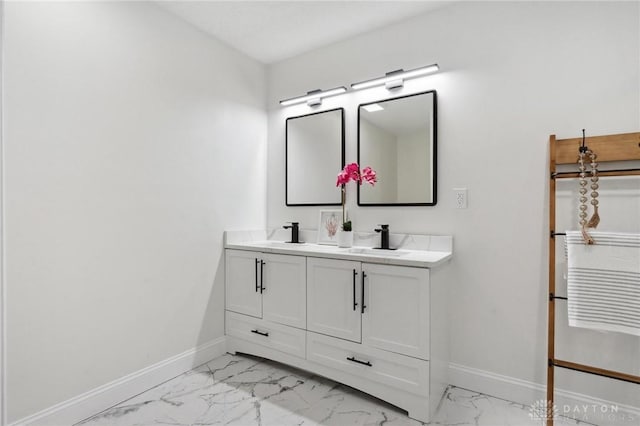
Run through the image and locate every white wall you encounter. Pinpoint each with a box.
[268,0,639,408]
[4,2,266,422]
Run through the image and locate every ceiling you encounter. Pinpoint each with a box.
[157,1,454,64]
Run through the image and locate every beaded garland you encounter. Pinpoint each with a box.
[577,148,599,244]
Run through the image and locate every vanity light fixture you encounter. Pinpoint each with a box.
[279,86,348,107]
[351,64,439,91]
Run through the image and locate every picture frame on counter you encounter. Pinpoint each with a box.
[317,209,344,245]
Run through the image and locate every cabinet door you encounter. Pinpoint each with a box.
[262,253,307,329]
[225,249,262,318]
[307,257,361,343]
[361,263,430,360]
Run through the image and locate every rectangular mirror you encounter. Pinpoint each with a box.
[358,91,437,206]
[286,108,345,206]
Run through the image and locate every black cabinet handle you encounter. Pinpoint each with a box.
[251,329,269,337]
[352,269,359,311]
[260,260,266,293]
[347,356,372,367]
[255,258,260,292]
[361,271,367,314]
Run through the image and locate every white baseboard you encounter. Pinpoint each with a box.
[449,363,639,425]
[10,337,226,426]
[449,363,543,407]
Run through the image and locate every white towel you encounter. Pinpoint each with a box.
[565,231,640,336]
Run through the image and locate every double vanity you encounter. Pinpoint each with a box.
[258,69,443,421]
[224,229,453,422]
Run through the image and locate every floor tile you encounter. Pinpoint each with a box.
[77,353,600,426]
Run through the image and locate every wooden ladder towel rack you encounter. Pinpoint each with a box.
[547,131,640,426]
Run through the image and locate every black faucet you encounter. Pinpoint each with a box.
[374,224,391,250]
[283,222,300,243]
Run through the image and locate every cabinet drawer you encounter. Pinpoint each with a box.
[307,331,429,395]
[226,311,306,359]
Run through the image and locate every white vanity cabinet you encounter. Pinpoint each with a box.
[262,253,307,329]
[225,249,306,329]
[224,236,451,423]
[307,258,429,359]
[225,249,262,318]
[362,263,430,360]
[305,258,433,421]
[307,257,362,342]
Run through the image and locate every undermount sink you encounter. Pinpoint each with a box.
[347,247,409,257]
[254,241,409,257]
[261,241,306,248]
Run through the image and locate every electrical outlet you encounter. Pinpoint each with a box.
[453,188,468,209]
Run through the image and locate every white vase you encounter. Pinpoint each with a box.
[337,230,353,248]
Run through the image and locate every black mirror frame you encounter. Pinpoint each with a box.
[357,90,437,207]
[285,107,345,206]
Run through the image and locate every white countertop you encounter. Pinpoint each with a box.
[224,232,452,268]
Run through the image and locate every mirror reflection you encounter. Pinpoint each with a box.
[286,108,344,206]
[358,91,437,206]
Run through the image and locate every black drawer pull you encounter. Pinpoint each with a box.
[255,258,260,292]
[361,271,367,314]
[260,260,266,293]
[352,269,359,311]
[250,329,269,337]
[347,356,372,367]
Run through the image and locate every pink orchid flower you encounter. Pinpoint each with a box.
[361,166,377,185]
[336,170,350,186]
[345,163,360,182]
[336,163,377,187]
[335,162,377,231]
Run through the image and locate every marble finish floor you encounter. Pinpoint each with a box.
[78,353,594,426]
